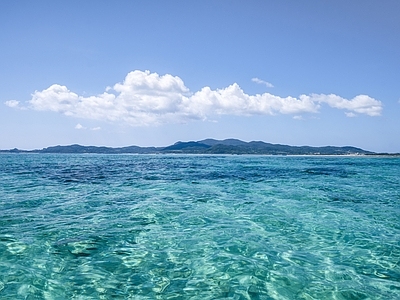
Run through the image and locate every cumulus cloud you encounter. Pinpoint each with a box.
[75,123,85,129]
[5,100,20,108]
[252,77,274,88]
[310,94,382,117]
[8,70,383,126]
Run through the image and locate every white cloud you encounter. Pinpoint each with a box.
[252,77,274,88]
[5,100,20,108]
[310,94,382,117]
[75,123,100,130]
[345,112,356,117]
[9,70,382,126]
[188,83,319,118]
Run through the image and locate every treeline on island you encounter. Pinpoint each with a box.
[2,138,395,155]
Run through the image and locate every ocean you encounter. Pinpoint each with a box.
[0,154,399,299]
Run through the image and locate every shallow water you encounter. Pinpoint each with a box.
[0,154,399,299]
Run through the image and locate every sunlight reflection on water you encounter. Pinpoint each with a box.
[0,154,399,299]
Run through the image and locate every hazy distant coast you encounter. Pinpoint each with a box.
[3,138,398,155]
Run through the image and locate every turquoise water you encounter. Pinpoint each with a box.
[0,154,399,299]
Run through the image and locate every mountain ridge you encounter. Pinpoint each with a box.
[1,139,394,155]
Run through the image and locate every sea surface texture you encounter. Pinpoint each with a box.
[0,154,399,299]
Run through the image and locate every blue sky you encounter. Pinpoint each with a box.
[1,1,399,152]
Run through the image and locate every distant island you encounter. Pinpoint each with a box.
[1,139,398,155]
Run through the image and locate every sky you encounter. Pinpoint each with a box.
[1,0,399,152]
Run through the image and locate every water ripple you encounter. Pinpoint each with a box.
[0,154,399,299]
